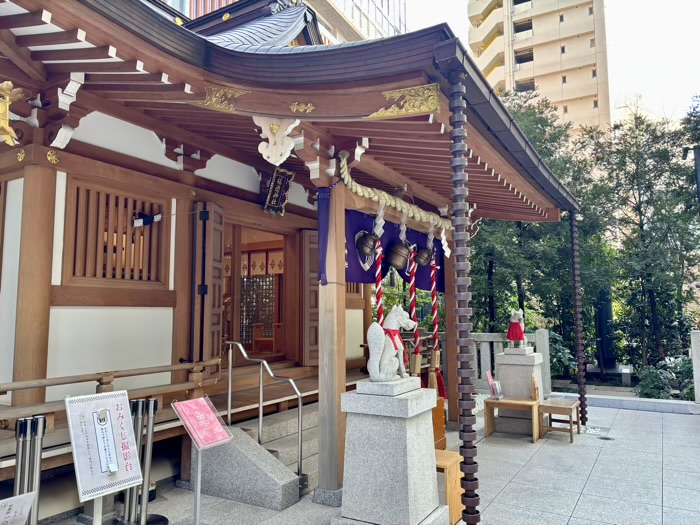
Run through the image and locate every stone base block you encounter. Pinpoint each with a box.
[313,487,343,507]
[332,505,449,525]
[356,377,421,396]
[504,346,534,355]
[190,427,299,511]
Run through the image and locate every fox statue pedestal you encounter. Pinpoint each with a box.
[332,378,449,525]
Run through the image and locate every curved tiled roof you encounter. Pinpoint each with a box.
[207,5,312,48]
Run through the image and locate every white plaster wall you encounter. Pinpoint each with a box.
[46,307,173,401]
[196,154,260,193]
[0,178,23,405]
[287,181,316,211]
[72,112,180,169]
[345,309,365,359]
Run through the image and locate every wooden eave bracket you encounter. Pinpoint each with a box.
[293,129,337,186]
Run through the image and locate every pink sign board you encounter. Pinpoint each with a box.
[172,396,232,451]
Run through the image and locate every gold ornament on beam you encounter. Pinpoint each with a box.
[16,148,25,162]
[47,150,60,164]
[191,83,251,114]
[0,81,24,146]
[366,83,441,120]
[289,102,315,114]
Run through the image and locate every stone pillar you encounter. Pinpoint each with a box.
[333,378,448,525]
[494,347,544,434]
[536,329,551,396]
[12,165,56,406]
[690,331,700,404]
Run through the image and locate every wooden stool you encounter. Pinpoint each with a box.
[435,449,463,525]
[539,399,581,443]
[484,397,540,443]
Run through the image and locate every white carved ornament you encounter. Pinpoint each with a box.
[252,116,300,166]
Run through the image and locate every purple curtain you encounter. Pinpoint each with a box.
[317,188,330,285]
[345,210,445,292]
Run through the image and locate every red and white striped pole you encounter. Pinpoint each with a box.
[409,250,421,376]
[375,239,384,326]
[430,256,439,353]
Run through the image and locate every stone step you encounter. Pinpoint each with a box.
[237,403,319,445]
[264,426,319,467]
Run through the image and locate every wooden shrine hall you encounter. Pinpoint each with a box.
[0,0,583,523]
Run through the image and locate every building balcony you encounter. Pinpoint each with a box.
[468,0,502,25]
[512,0,592,22]
[531,48,597,77]
[485,63,506,91]
[513,61,535,82]
[469,6,504,48]
[475,34,505,72]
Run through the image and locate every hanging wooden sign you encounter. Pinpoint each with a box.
[264,167,295,216]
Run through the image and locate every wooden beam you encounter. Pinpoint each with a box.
[51,286,176,307]
[31,46,116,62]
[283,232,301,364]
[75,90,270,173]
[15,28,86,47]
[13,165,55,406]
[172,198,193,383]
[316,184,346,490]
[0,9,51,30]
[45,60,144,74]
[0,29,45,81]
[354,154,448,207]
[84,72,169,85]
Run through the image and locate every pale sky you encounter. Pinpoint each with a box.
[406,0,700,123]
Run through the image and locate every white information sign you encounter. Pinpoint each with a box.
[65,391,143,502]
[0,492,35,525]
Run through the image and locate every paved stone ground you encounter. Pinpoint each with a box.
[466,406,700,525]
[48,406,700,525]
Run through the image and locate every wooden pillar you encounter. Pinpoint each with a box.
[447,70,480,524]
[570,213,587,425]
[172,198,193,384]
[12,165,56,406]
[284,231,301,363]
[317,185,346,491]
[443,243,459,423]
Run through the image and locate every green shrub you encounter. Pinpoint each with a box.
[549,332,577,377]
[635,366,674,399]
[672,356,695,401]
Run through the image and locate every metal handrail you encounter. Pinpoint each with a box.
[226,342,303,478]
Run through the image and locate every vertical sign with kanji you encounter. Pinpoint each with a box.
[65,391,143,502]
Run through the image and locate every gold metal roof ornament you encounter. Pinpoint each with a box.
[366,83,440,120]
[192,83,251,114]
[0,81,24,146]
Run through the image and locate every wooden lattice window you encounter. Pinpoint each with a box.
[240,274,276,344]
[63,177,170,288]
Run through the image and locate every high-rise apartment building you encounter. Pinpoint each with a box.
[158,0,406,42]
[468,0,610,128]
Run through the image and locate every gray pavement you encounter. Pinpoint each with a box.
[48,406,700,525]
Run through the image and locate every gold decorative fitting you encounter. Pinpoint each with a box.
[222,13,231,21]
[47,150,60,164]
[192,83,251,114]
[189,189,198,198]
[16,148,25,162]
[366,83,441,120]
[174,17,184,26]
[290,102,315,114]
[0,80,24,147]
[269,121,280,134]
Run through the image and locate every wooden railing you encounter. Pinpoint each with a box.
[0,358,221,431]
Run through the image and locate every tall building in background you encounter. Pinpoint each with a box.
[159,0,406,42]
[468,0,610,128]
